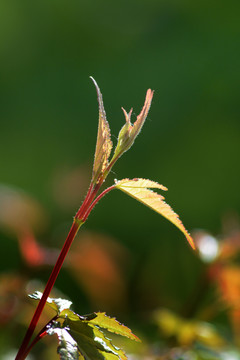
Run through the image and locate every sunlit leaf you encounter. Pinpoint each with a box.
[114,178,167,191]
[126,89,154,143]
[88,312,140,342]
[60,309,138,346]
[59,309,97,323]
[92,326,127,360]
[63,314,129,360]
[65,318,121,360]
[29,291,72,314]
[115,178,195,249]
[90,77,113,184]
[47,321,79,360]
[29,293,138,360]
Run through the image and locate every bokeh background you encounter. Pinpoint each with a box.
[1,0,240,359]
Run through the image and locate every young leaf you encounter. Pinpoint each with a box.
[90,77,113,184]
[60,309,139,344]
[65,318,121,360]
[126,89,153,144]
[114,178,168,191]
[47,321,79,360]
[88,312,140,342]
[114,178,195,249]
[92,326,127,360]
[112,89,154,161]
[63,313,130,360]
[29,292,138,360]
[29,291,72,315]
[29,292,93,321]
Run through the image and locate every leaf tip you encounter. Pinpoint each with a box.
[121,107,133,124]
[89,75,97,86]
[187,233,196,250]
[137,88,154,123]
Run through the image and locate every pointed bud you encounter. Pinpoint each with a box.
[113,108,133,157]
[112,89,154,161]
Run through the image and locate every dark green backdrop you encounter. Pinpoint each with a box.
[0,0,240,324]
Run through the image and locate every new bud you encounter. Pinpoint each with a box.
[111,89,154,164]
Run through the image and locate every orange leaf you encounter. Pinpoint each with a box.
[115,178,195,249]
[90,77,113,183]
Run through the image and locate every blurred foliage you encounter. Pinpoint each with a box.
[0,0,240,359]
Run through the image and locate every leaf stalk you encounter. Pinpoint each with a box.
[15,220,82,360]
[15,178,114,360]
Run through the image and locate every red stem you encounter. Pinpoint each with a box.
[75,182,100,220]
[15,179,111,360]
[75,183,94,219]
[21,315,58,359]
[15,220,81,360]
[82,185,116,222]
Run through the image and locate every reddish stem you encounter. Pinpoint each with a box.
[21,315,58,359]
[15,220,81,360]
[75,183,94,219]
[75,182,101,220]
[15,178,111,360]
[82,185,116,222]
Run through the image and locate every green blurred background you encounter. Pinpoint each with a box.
[0,0,240,357]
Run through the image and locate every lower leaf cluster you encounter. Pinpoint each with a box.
[30,292,137,360]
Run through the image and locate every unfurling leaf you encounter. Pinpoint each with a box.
[114,178,195,249]
[90,77,113,184]
[113,89,154,161]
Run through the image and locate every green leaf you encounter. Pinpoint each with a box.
[46,318,119,360]
[65,318,119,360]
[88,312,140,342]
[59,309,97,322]
[63,311,136,359]
[60,309,82,321]
[29,291,72,315]
[47,321,79,360]
[91,326,127,360]
[30,293,138,360]
[90,77,113,184]
[114,178,195,249]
